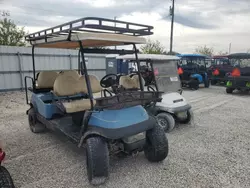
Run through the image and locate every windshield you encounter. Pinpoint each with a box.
[128,60,151,72]
[179,57,206,66]
[212,58,230,65]
[229,58,250,68]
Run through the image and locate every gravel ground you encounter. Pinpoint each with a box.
[0,86,250,188]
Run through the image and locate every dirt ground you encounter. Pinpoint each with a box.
[0,86,249,188]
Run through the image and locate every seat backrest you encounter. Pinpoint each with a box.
[119,75,139,89]
[36,71,58,89]
[79,75,102,94]
[130,74,145,88]
[60,70,80,80]
[53,72,86,97]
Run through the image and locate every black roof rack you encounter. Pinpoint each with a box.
[25,17,154,43]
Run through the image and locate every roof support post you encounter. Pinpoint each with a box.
[79,41,94,110]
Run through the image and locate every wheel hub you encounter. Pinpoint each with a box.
[157,118,169,130]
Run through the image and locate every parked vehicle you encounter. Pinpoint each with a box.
[108,54,193,132]
[0,141,16,188]
[208,55,234,85]
[24,17,169,185]
[225,53,250,93]
[177,54,210,90]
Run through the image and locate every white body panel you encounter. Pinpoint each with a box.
[156,92,188,110]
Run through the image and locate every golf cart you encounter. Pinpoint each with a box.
[225,53,250,93]
[24,17,168,185]
[0,141,15,188]
[109,54,193,132]
[177,54,210,90]
[208,55,234,85]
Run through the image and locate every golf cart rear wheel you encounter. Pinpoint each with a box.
[28,108,46,133]
[144,123,169,162]
[86,136,109,186]
[0,166,15,188]
[211,80,217,85]
[156,113,175,133]
[204,79,210,88]
[226,88,233,94]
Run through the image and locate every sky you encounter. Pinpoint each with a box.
[1,0,250,54]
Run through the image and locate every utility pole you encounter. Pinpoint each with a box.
[169,0,175,54]
[114,16,117,50]
[228,43,231,54]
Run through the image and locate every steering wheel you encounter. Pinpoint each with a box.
[100,74,118,88]
[147,85,156,92]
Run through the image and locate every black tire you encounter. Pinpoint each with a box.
[178,109,193,124]
[211,80,217,85]
[226,88,233,94]
[86,136,109,186]
[0,166,15,188]
[144,123,169,162]
[189,79,199,90]
[156,112,175,132]
[204,78,210,88]
[28,108,46,133]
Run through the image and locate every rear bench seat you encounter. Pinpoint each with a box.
[35,71,58,92]
[53,72,102,113]
[34,70,80,93]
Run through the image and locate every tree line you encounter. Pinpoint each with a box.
[0,17,248,56]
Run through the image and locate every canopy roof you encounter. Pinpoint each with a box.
[116,54,180,61]
[177,54,210,59]
[25,17,153,49]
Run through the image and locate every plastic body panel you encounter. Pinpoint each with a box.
[88,105,148,129]
[31,92,87,119]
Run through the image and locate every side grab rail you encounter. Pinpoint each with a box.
[24,76,34,105]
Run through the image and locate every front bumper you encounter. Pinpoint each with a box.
[156,103,192,114]
[226,77,250,89]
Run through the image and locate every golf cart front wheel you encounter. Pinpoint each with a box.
[178,109,193,124]
[0,166,15,188]
[144,123,169,162]
[28,108,46,133]
[86,136,109,186]
[156,112,175,133]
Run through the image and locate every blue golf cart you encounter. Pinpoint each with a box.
[177,54,211,90]
[24,17,168,185]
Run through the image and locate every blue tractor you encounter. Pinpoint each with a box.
[177,54,211,90]
[24,17,169,186]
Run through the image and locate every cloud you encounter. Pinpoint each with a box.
[1,0,250,53]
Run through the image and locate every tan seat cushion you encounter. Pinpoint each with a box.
[119,75,138,89]
[62,99,96,113]
[37,71,58,89]
[53,73,102,113]
[60,70,80,80]
[129,74,146,88]
[93,91,102,98]
[53,72,87,96]
[79,75,102,93]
